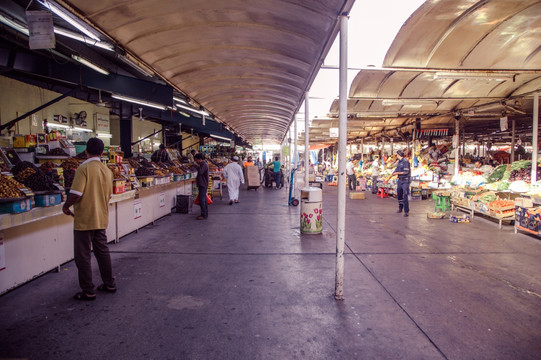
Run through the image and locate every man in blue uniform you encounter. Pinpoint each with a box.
[385,150,411,217]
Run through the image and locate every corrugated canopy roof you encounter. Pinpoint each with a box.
[321,0,541,145]
[57,0,355,145]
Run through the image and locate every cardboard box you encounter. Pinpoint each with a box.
[13,135,26,148]
[349,192,365,200]
[246,166,259,188]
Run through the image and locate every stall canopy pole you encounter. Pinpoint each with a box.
[361,138,364,159]
[510,120,516,162]
[454,119,460,177]
[532,93,539,183]
[304,91,310,186]
[335,14,348,301]
[294,114,298,170]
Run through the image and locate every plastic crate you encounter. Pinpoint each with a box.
[34,193,61,207]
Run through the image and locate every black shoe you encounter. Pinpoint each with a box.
[404,212,409,217]
[229,200,233,205]
[396,209,403,213]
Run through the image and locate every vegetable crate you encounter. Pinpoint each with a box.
[488,205,515,219]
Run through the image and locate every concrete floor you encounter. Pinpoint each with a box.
[1,182,540,360]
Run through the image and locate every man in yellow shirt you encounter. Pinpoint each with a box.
[62,137,116,301]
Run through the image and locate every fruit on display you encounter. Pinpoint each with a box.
[168,166,186,175]
[61,158,79,170]
[108,165,122,179]
[488,199,514,208]
[135,167,154,176]
[48,147,68,156]
[12,161,38,175]
[0,174,26,198]
[20,171,56,191]
[63,168,76,188]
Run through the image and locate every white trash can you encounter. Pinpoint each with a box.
[300,187,323,234]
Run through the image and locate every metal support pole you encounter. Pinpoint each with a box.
[304,91,310,186]
[510,120,516,162]
[294,115,298,169]
[532,93,539,182]
[454,119,460,177]
[335,14,348,301]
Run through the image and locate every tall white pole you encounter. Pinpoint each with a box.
[510,120,516,162]
[294,115,298,170]
[532,93,539,182]
[454,119,460,177]
[304,92,310,186]
[335,14,348,300]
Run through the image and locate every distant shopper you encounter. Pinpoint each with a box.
[385,150,411,217]
[194,153,209,220]
[62,137,116,301]
[151,144,172,164]
[223,156,244,204]
[270,156,281,189]
[346,158,356,190]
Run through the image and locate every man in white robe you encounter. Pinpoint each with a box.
[223,156,245,205]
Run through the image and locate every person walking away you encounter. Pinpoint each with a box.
[194,153,209,220]
[346,158,356,191]
[151,144,172,164]
[223,156,244,204]
[62,137,116,301]
[385,150,411,217]
[270,156,281,189]
[371,156,381,194]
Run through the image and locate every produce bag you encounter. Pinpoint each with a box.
[194,194,213,205]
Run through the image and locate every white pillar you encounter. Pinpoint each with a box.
[294,116,298,169]
[335,14,348,301]
[454,119,460,177]
[532,93,539,182]
[510,120,516,162]
[304,92,310,186]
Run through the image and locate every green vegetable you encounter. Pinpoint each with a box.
[497,181,510,191]
[487,165,507,183]
[511,160,531,171]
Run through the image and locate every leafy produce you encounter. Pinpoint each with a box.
[486,165,507,183]
[497,181,510,191]
[479,193,497,203]
[511,160,531,171]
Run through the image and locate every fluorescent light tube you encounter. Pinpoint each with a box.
[210,134,231,141]
[47,123,70,129]
[111,94,167,110]
[433,72,513,81]
[72,126,93,132]
[71,54,109,75]
[382,99,435,106]
[55,27,113,51]
[96,133,112,138]
[175,102,209,116]
[39,0,100,41]
[173,96,188,104]
[117,53,154,77]
[0,14,29,35]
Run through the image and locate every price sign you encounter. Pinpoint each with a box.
[134,200,142,219]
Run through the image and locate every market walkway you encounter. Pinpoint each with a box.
[1,183,540,360]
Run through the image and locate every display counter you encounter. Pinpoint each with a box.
[0,179,194,295]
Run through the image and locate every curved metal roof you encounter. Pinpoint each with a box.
[323,0,541,144]
[58,0,355,144]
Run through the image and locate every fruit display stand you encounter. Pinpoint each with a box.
[0,177,194,295]
[450,189,516,229]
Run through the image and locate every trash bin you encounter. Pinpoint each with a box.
[176,194,192,213]
[300,187,323,234]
